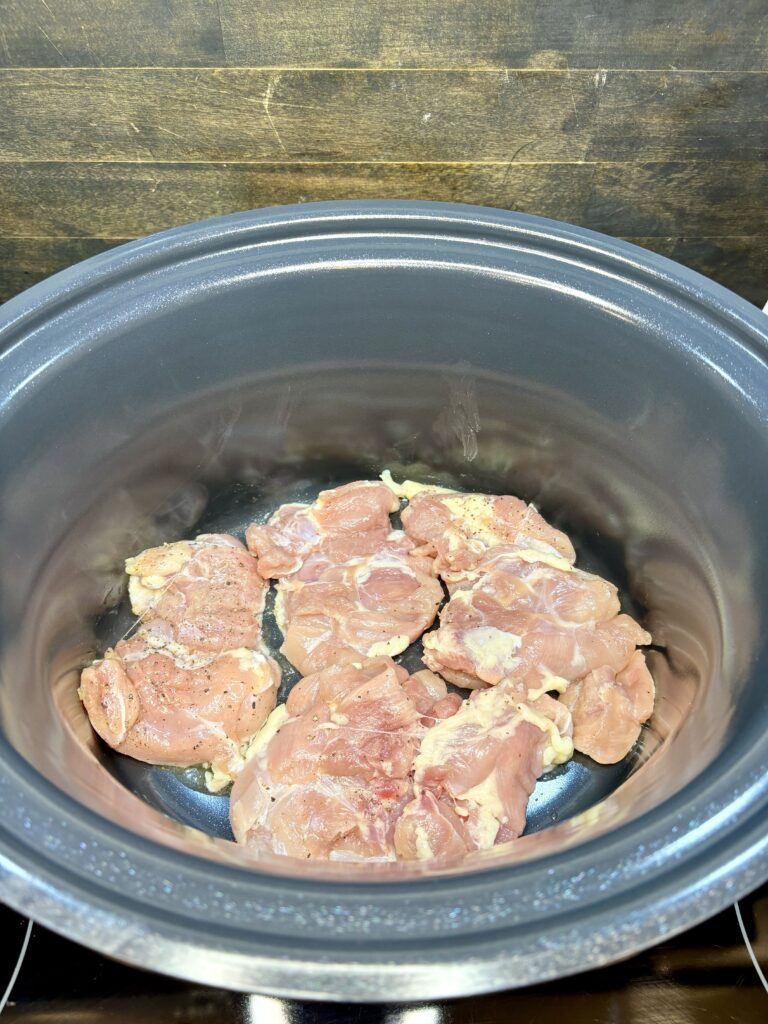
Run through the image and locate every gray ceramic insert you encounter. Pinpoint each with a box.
[0,202,765,1001]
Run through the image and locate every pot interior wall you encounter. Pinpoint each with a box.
[0,250,765,877]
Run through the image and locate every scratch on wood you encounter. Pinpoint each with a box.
[563,57,592,161]
[155,126,184,139]
[495,139,538,201]
[129,121,140,133]
[244,96,321,113]
[37,24,64,59]
[262,74,290,156]
[563,59,579,119]
[0,27,11,63]
[79,23,101,66]
[590,69,608,143]
[496,158,516,201]
[508,139,538,164]
[40,0,55,18]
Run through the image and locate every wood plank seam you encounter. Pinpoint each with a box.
[2,159,764,166]
[3,67,768,73]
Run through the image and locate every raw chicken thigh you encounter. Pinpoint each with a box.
[560,649,655,763]
[285,658,461,723]
[79,534,279,788]
[246,480,400,581]
[229,658,461,860]
[229,654,572,862]
[422,558,648,690]
[276,546,443,675]
[397,684,574,856]
[125,533,267,652]
[247,482,443,675]
[397,483,576,588]
[79,638,279,780]
[394,480,654,764]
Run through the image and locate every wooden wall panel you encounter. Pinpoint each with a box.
[3,70,765,164]
[4,161,764,239]
[586,162,768,236]
[3,1,765,71]
[2,161,595,236]
[219,1,768,71]
[1,4,765,310]
[0,1,224,68]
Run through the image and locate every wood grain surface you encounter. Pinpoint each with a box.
[3,69,766,164]
[2,1,766,70]
[1,3,766,306]
[4,161,764,238]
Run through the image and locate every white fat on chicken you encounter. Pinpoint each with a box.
[456,626,523,677]
[526,667,571,701]
[367,634,411,658]
[380,470,453,501]
[412,685,573,850]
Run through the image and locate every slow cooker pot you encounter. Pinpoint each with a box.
[0,202,766,1001]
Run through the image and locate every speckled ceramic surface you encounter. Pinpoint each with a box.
[1,887,766,1018]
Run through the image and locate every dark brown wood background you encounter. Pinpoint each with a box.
[2,2,766,305]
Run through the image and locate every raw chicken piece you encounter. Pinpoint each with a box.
[125,533,267,653]
[230,658,571,863]
[405,685,574,851]
[422,556,649,691]
[454,551,620,625]
[230,659,450,861]
[268,666,420,784]
[80,531,278,788]
[391,478,654,765]
[425,614,649,691]
[246,480,400,581]
[247,480,441,677]
[233,770,412,862]
[79,637,279,781]
[284,656,409,716]
[285,658,460,723]
[393,790,473,860]
[402,669,464,723]
[275,546,443,675]
[560,650,655,763]
[396,483,576,586]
